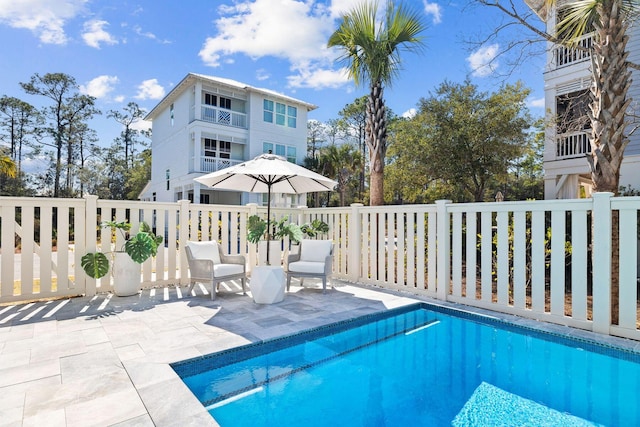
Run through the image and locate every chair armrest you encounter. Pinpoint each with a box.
[187,258,214,279]
[287,252,301,265]
[324,254,333,275]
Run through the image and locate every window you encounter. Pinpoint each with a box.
[200,194,210,204]
[219,96,231,110]
[556,90,590,134]
[165,169,170,190]
[263,143,296,162]
[203,94,231,109]
[276,102,286,126]
[286,146,296,163]
[170,104,174,126]
[263,99,298,128]
[204,138,217,157]
[204,138,231,159]
[204,93,216,106]
[287,106,297,128]
[219,140,231,159]
[263,99,274,123]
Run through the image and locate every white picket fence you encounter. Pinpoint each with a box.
[1,193,638,340]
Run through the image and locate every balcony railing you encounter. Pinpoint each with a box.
[556,130,590,159]
[200,157,243,173]
[553,33,593,69]
[201,106,247,128]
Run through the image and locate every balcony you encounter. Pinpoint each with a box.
[200,157,243,173]
[201,106,247,128]
[556,130,590,159]
[553,33,593,69]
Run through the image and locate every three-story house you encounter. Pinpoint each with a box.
[142,73,317,205]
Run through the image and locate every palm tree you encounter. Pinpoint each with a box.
[328,0,426,206]
[552,0,635,194]
[0,152,17,179]
[549,0,639,324]
[320,143,363,206]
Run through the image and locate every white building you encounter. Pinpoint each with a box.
[526,0,640,199]
[141,73,317,205]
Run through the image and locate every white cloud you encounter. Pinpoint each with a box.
[135,79,165,100]
[82,20,118,49]
[467,44,500,77]
[402,108,417,119]
[287,65,350,89]
[133,24,171,44]
[256,69,270,81]
[423,1,442,24]
[131,118,151,133]
[0,0,87,44]
[79,75,119,98]
[113,95,125,103]
[199,0,334,69]
[529,97,545,108]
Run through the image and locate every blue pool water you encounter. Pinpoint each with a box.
[171,303,640,426]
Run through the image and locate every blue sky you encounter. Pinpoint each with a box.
[0,0,546,147]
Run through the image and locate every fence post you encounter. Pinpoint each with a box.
[296,205,308,231]
[348,203,364,282]
[436,200,452,301]
[83,195,98,296]
[592,192,613,334]
[178,199,190,286]
[247,203,259,270]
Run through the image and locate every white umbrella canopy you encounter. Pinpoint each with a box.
[194,153,337,194]
[194,153,337,264]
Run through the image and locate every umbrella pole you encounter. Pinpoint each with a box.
[266,185,271,265]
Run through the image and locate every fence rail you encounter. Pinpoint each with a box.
[1,194,638,340]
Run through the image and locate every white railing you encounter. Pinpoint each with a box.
[553,33,594,68]
[200,106,247,128]
[200,157,242,173]
[1,194,638,340]
[556,130,590,159]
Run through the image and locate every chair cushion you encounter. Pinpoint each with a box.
[299,240,332,263]
[289,261,325,274]
[187,241,222,265]
[214,263,244,277]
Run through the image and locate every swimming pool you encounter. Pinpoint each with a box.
[171,303,640,426]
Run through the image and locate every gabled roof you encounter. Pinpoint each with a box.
[144,73,318,121]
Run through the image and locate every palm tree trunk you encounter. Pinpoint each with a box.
[366,82,387,206]
[586,1,630,325]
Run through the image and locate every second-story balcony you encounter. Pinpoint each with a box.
[553,33,593,69]
[200,157,243,173]
[201,106,247,128]
[556,129,590,159]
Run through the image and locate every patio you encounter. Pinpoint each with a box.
[0,280,422,427]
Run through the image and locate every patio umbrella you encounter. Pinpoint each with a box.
[194,152,337,263]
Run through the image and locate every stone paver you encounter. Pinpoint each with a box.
[0,280,419,426]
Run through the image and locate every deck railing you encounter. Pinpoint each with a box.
[1,194,638,340]
[200,106,247,128]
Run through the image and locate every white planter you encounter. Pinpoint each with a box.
[257,240,282,266]
[112,252,141,296]
[251,266,285,304]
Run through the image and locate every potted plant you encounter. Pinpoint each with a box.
[247,215,303,265]
[81,220,163,296]
[300,218,329,238]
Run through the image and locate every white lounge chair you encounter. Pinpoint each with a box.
[185,241,246,299]
[286,240,333,293]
